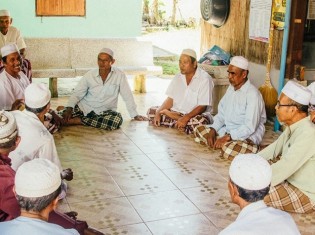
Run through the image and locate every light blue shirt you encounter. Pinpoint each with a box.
[0,216,79,235]
[219,201,300,235]
[208,80,266,145]
[67,67,138,118]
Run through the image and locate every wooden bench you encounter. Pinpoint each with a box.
[25,38,162,97]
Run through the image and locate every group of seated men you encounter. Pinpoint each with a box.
[0,8,315,234]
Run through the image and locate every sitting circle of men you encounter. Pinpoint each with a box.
[0,8,315,233]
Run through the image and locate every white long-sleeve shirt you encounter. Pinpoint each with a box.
[0,70,30,110]
[208,80,266,145]
[67,67,138,118]
[0,26,26,50]
[9,110,62,172]
[219,201,300,235]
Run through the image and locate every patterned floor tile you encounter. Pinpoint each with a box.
[129,190,199,221]
[146,214,218,235]
[69,197,143,229]
[100,223,152,235]
[66,175,124,203]
[110,167,176,196]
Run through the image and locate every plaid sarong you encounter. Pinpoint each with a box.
[221,140,259,160]
[265,181,315,213]
[147,106,210,134]
[194,125,259,160]
[62,105,123,130]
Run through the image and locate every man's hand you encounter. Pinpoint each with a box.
[153,112,161,126]
[62,107,73,123]
[175,115,190,129]
[11,99,25,110]
[133,115,149,121]
[214,134,231,149]
[50,110,65,127]
[206,128,217,148]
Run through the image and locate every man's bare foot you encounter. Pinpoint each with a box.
[65,117,83,125]
[56,106,65,111]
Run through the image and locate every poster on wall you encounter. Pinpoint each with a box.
[307,0,315,19]
[249,0,272,42]
[272,0,286,29]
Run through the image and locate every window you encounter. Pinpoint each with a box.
[36,0,85,16]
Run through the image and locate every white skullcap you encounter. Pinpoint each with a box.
[99,48,114,58]
[230,56,249,70]
[181,49,197,60]
[229,154,272,190]
[0,110,17,144]
[1,43,19,57]
[310,96,315,105]
[15,159,61,197]
[282,81,312,105]
[25,83,51,109]
[0,10,10,17]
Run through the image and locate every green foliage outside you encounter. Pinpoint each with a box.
[154,59,179,75]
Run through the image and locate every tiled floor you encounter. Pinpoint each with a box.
[49,76,315,235]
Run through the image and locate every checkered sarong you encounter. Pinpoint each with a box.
[147,106,210,134]
[264,181,315,213]
[62,105,123,130]
[221,140,259,160]
[194,125,259,160]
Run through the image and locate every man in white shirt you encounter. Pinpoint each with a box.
[147,49,214,134]
[194,56,266,160]
[219,153,300,235]
[62,48,147,130]
[0,9,31,81]
[0,43,30,111]
[9,83,73,186]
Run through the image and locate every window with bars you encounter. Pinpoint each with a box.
[36,0,85,16]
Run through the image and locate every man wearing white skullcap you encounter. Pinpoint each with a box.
[62,47,148,130]
[194,56,266,160]
[219,154,300,235]
[259,81,315,213]
[0,9,31,80]
[0,111,102,234]
[9,83,73,186]
[0,159,79,235]
[0,43,30,111]
[147,48,214,134]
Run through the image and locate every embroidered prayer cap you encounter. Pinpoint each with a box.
[229,56,249,70]
[99,48,114,58]
[15,159,61,197]
[229,154,272,190]
[25,83,51,109]
[282,81,312,105]
[0,110,17,144]
[1,43,19,57]
[0,10,10,17]
[181,49,197,60]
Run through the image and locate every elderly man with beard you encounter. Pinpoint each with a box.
[194,56,266,160]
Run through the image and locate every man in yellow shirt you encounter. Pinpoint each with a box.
[259,81,315,213]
